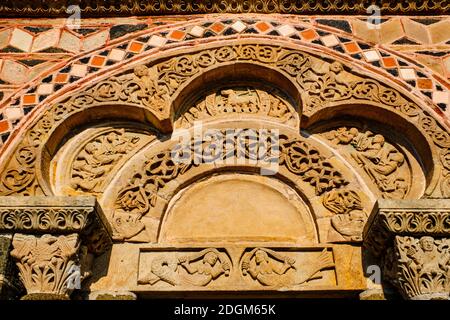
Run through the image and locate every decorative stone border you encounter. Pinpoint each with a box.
[0,17,448,150]
[0,0,448,17]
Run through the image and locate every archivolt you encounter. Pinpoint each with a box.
[0,39,448,198]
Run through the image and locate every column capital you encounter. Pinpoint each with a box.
[0,196,113,299]
[363,199,450,300]
[0,196,112,255]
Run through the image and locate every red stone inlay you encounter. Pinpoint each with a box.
[54,73,69,83]
[417,78,433,90]
[128,41,144,53]
[210,22,225,34]
[0,120,10,133]
[23,95,36,105]
[344,42,360,54]
[90,56,106,67]
[255,22,271,33]
[169,30,186,40]
[382,57,397,68]
[300,29,317,41]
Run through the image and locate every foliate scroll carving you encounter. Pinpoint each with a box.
[0,208,94,233]
[10,233,81,297]
[279,138,348,195]
[323,127,410,199]
[138,248,231,287]
[298,61,421,118]
[323,189,368,241]
[0,43,447,198]
[177,86,296,128]
[112,131,351,240]
[384,236,450,300]
[240,248,334,287]
[0,0,446,16]
[71,129,141,193]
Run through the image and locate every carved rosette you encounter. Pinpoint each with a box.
[364,199,450,300]
[0,196,113,299]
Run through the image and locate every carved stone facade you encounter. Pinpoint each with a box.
[0,2,449,300]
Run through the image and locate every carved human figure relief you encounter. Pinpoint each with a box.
[176,86,296,128]
[384,236,450,299]
[322,189,368,241]
[323,126,410,199]
[71,129,140,193]
[240,248,334,287]
[51,126,155,197]
[138,248,231,287]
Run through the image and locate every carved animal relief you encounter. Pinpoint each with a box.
[71,129,140,193]
[240,248,334,287]
[176,86,296,128]
[322,189,368,241]
[138,248,231,287]
[137,247,338,291]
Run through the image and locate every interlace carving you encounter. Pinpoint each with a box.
[113,131,349,239]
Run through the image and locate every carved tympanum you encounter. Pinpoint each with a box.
[138,248,231,287]
[176,86,296,128]
[71,129,140,193]
[112,130,351,241]
[384,236,450,300]
[324,127,410,199]
[241,248,334,287]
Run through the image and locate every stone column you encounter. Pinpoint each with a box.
[0,235,22,299]
[364,199,450,300]
[0,196,112,300]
